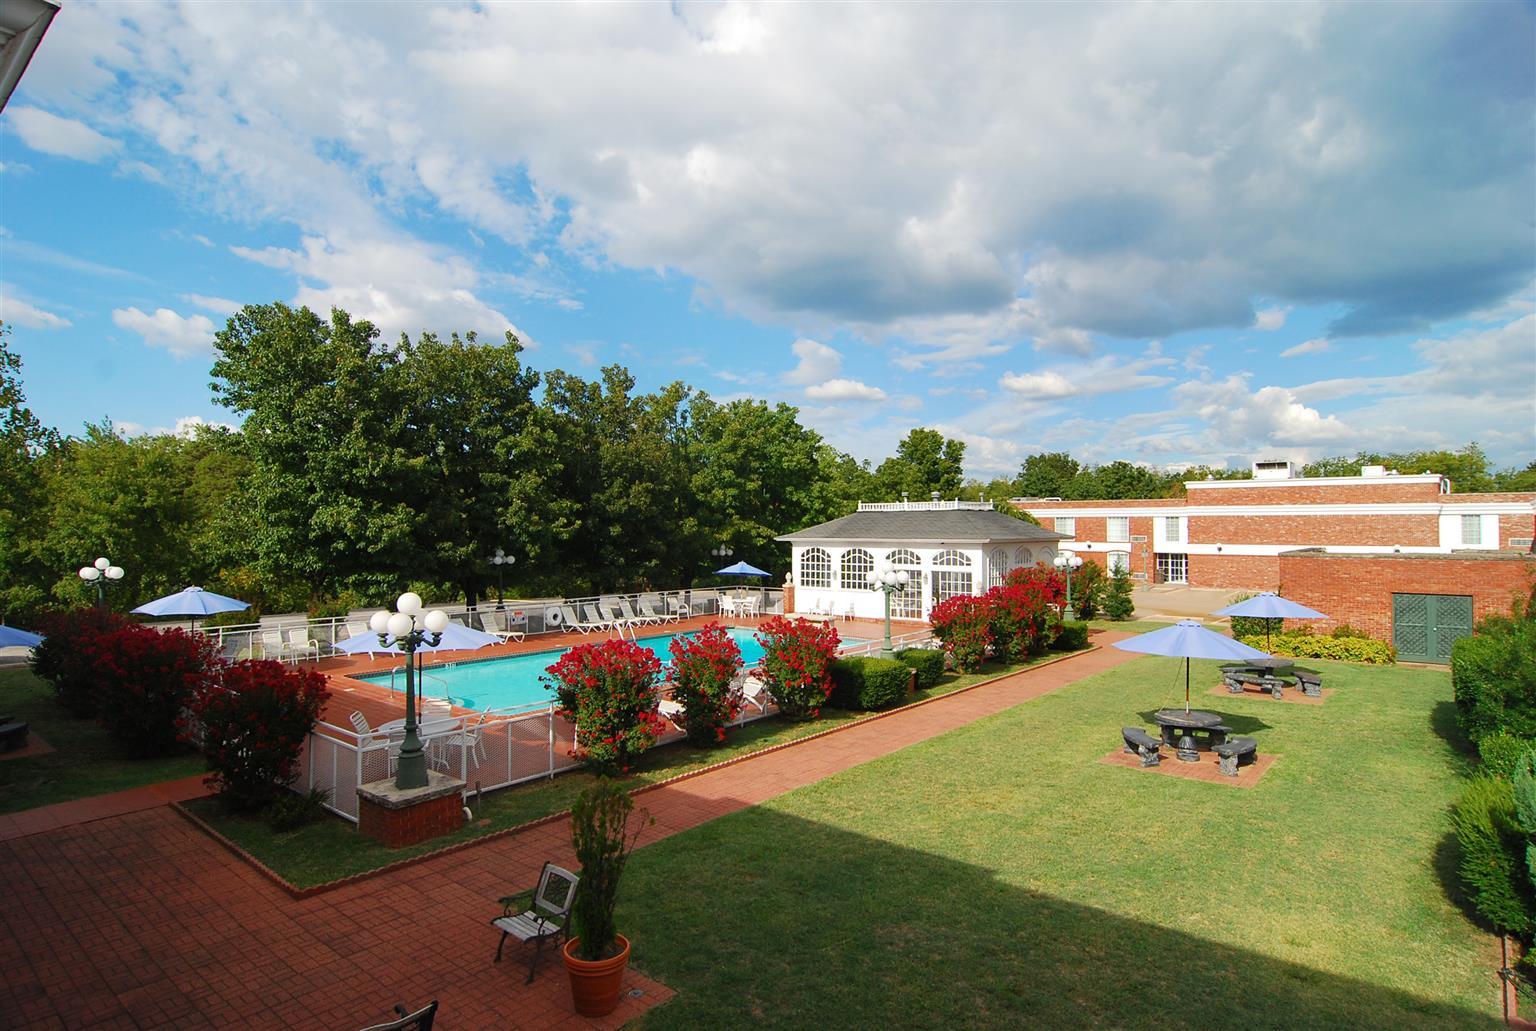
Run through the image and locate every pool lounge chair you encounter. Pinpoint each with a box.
[619,598,658,626]
[578,604,613,633]
[485,610,525,643]
[740,674,770,714]
[657,698,687,731]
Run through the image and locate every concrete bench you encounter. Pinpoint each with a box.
[1122,726,1162,767]
[0,719,29,752]
[1295,671,1322,698]
[1213,736,1257,777]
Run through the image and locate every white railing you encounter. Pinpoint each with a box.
[856,499,994,512]
[205,588,785,662]
[835,628,935,657]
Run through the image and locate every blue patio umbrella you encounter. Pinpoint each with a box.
[132,586,250,631]
[0,625,43,649]
[715,559,772,600]
[332,619,500,656]
[1213,592,1328,650]
[1113,619,1271,712]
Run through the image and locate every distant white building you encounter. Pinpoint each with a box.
[777,499,1067,621]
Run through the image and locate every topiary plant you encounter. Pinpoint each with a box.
[569,778,651,961]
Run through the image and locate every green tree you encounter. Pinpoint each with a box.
[804,444,874,524]
[1065,460,1169,500]
[1496,461,1536,492]
[873,428,965,500]
[0,326,60,619]
[1016,452,1080,498]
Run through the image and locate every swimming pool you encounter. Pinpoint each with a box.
[353,627,870,711]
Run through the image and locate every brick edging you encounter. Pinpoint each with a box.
[173,644,1103,898]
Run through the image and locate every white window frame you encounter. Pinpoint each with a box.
[1054,517,1076,537]
[988,547,1008,588]
[886,549,923,619]
[1461,514,1483,547]
[800,547,832,589]
[840,549,875,590]
[1107,516,1130,543]
[1164,516,1182,543]
[1108,551,1131,575]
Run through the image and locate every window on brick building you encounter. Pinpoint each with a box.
[1107,516,1130,543]
[1108,551,1130,575]
[1054,517,1075,537]
[1165,517,1182,543]
[1461,514,1482,547]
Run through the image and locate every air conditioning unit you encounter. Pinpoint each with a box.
[1130,535,1148,542]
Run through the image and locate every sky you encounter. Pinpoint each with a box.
[1,1,1533,479]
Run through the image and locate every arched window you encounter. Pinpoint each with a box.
[988,547,1009,588]
[800,548,832,589]
[1038,546,1057,566]
[1014,546,1033,568]
[886,549,922,619]
[840,549,874,590]
[933,550,973,603]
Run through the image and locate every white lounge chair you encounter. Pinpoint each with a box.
[557,604,583,634]
[637,595,669,623]
[578,604,612,633]
[485,610,526,643]
[657,698,687,731]
[618,598,656,626]
[740,674,770,714]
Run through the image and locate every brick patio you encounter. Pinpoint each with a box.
[1,635,1137,1029]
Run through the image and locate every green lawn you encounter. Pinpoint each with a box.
[0,667,206,814]
[191,651,1071,888]
[618,656,1495,1029]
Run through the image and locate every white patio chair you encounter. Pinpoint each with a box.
[578,604,612,633]
[260,629,290,662]
[719,596,739,619]
[557,604,584,634]
[441,709,493,771]
[350,712,398,774]
[637,595,668,623]
[486,610,526,643]
[286,627,320,662]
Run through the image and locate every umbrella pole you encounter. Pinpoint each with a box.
[1185,657,1191,713]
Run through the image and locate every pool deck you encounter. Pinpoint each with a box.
[312,614,914,734]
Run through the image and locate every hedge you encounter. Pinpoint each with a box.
[1453,618,1536,744]
[1236,632,1395,665]
[1451,775,1536,936]
[1479,732,1536,781]
[829,657,911,711]
[897,648,946,690]
[1052,620,1090,652]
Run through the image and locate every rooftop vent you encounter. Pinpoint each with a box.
[1251,460,1296,480]
[1361,464,1388,477]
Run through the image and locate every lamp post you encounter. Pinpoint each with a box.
[368,592,450,790]
[865,562,911,659]
[77,556,125,610]
[488,548,514,610]
[1053,551,1084,621]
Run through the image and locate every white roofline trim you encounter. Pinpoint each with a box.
[1184,473,1447,489]
[1019,502,1536,518]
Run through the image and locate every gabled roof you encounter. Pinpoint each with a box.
[778,509,1067,545]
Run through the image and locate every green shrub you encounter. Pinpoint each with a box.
[307,591,363,619]
[829,657,910,710]
[266,788,331,831]
[1052,620,1090,652]
[1226,593,1280,641]
[1479,732,1535,780]
[1452,775,1536,936]
[1070,561,1106,619]
[1453,618,1536,744]
[1331,623,1368,639]
[897,648,946,690]
[201,607,260,629]
[1237,631,1395,665]
[1103,567,1135,621]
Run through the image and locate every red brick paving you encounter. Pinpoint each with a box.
[0,773,209,844]
[2,636,1140,1029]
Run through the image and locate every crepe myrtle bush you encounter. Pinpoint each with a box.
[928,595,992,673]
[184,659,331,811]
[30,607,136,717]
[667,622,744,746]
[544,638,666,773]
[92,623,223,757]
[754,616,840,720]
[985,580,1061,662]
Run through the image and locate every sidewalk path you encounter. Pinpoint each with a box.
[1,636,1138,1029]
[0,772,209,844]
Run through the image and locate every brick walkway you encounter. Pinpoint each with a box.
[0,773,209,844]
[2,636,1137,1029]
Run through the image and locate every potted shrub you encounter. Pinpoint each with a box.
[563,779,651,1017]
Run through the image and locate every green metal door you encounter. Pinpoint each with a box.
[1393,593,1474,663]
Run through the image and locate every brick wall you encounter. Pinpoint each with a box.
[1276,550,1536,641]
[1500,513,1536,550]
[1190,513,1440,547]
[1189,554,1281,590]
[1185,481,1445,505]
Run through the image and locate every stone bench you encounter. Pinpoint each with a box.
[1294,671,1322,698]
[1224,672,1286,699]
[1122,726,1162,767]
[1213,736,1258,777]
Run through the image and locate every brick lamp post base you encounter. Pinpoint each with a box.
[357,772,466,848]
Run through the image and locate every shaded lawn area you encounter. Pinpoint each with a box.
[620,656,1495,1029]
[192,651,1073,889]
[1088,617,1173,634]
[0,667,205,815]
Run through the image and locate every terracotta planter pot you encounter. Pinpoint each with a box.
[562,934,630,1017]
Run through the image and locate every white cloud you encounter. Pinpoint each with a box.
[999,371,1077,399]
[1280,337,1332,358]
[805,378,888,402]
[179,293,242,316]
[783,338,843,385]
[111,306,217,358]
[116,415,239,439]
[0,293,72,329]
[1253,306,1290,331]
[7,107,120,162]
[1174,374,1355,448]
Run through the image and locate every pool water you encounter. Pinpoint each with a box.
[354,627,869,712]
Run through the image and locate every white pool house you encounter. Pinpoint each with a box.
[778,499,1068,622]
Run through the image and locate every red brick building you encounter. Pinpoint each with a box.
[1014,461,1536,590]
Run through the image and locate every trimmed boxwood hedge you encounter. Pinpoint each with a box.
[896,648,946,690]
[1453,618,1536,744]
[1236,632,1395,665]
[1052,620,1090,652]
[829,657,911,711]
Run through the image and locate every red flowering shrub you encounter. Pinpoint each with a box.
[92,624,223,756]
[544,639,666,772]
[185,660,331,810]
[30,608,134,717]
[667,623,744,746]
[1004,564,1066,605]
[985,580,1061,662]
[929,595,993,672]
[755,616,840,719]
